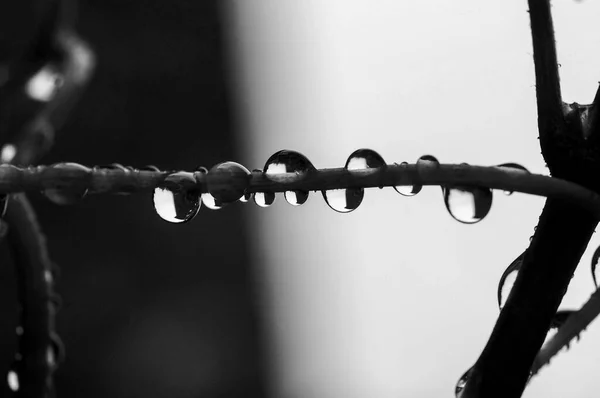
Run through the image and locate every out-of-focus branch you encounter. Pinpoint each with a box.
[5,194,60,398]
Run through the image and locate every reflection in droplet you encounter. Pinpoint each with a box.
[153,172,200,223]
[284,190,309,206]
[442,186,493,224]
[207,161,251,204]
[202,193,223,210]
[498,253,524,309]
[455,366,473,397]
[394,161,422,196]
[592,245,600,287]
[254,192,275,208]
[43,163,91,205]
[496,163,529,195]
[7,369,19,392]
[322,189,363,213]
[264,150,314,182]
[239,192,252,203]
[322,149,385,213]
[264,150,313,205]
[25,64,64,102]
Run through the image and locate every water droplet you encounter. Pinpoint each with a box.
[25,64,64,102]
[394,161,422,196]
[455,366,473,397]
[264,150,315,181]
[0,195,7,217]
[0,144,16,163]
[322,189,363,213]
[153,172,200,223]
[496,163,529,195]
[345,148,386,171]
[201,193,224,210]
[7,368,19,392]
[254,192,275,208]
[43,163,91,205]
[207,161,251,204]
[498,253,524,309]
[442,185,493,224]
[284,190,309,206]
[322,149,384,213]
[264,150,314,205]
[239,192,252,203]
[416,154,440,168]
[592,245,600,287]
[15,326,23,336]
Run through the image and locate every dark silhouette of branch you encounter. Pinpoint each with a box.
[6,193,60,398]
[463,2,600,397]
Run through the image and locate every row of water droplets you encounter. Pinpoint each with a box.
[153,149,530,224]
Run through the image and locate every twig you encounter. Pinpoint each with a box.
[531,286,600,375]
[6,194,60,398]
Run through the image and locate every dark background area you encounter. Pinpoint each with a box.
[0,1,268,397]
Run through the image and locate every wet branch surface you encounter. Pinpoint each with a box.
[463,1,600,397]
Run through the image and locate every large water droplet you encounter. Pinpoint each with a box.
[592,245,600,287]
[455,366,473,397]
[0,144,16,163]
[43,163,91,205]
[443,185,493,224]
[416,154,440,168]
[207,161,251,204]
[264,150,314,205]
[496,163,529,195]
[7,368,19,392]
[394,161,422,196]
[254,192,275,207]
[498,252,524,309]
[322,149,385,213]
[153,172,200,223]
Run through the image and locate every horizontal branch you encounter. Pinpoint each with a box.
[0,162,599,215]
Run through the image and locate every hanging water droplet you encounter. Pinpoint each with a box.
[43,163,91,205]
[284,190,309,206]
[442,185,493,224]
[206,161,251,204]
[455,366,473,397]
[239,192,252,203]
[264,150,313,205]
[201,193,224,210]
[591,245,600,287]
[498,252,524,309]
[322,149,384,213]
[496,163,529,195]
[7,368,19,392]
[153,172,200,223]
[254,192,275,208]
[394,161,422,196]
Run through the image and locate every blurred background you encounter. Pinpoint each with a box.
[1,1,600,397]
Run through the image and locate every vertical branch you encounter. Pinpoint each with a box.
[6,194,60,398]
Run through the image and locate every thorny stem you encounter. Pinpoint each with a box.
[531,286,600,376]
[0,163,599,214]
